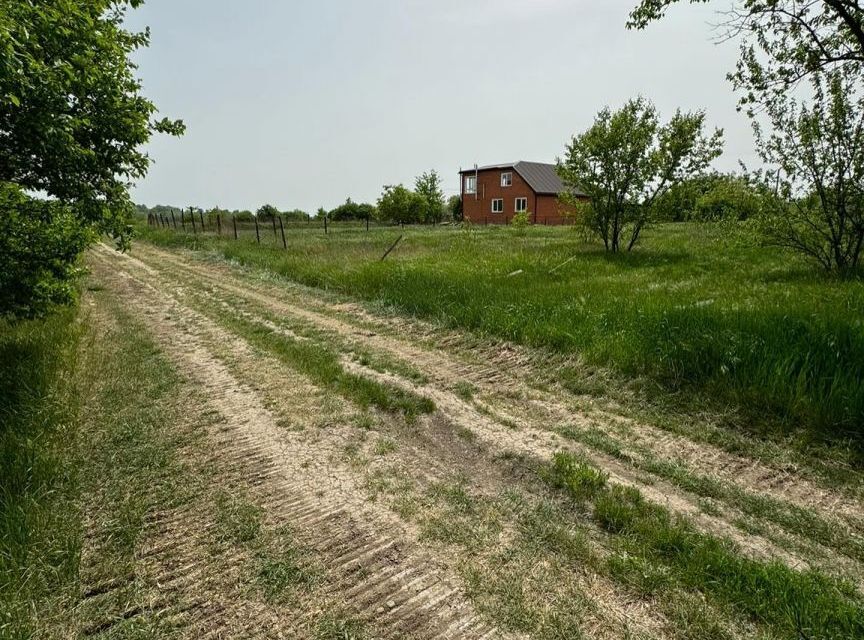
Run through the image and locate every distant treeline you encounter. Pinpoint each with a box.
[134,170,463,226]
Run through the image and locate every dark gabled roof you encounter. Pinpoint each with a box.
[460,161,585,196]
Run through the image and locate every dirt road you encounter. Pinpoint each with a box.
[84,243,864,639]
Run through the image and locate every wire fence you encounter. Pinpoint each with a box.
[144,211,413,248]
[144,210,576,248]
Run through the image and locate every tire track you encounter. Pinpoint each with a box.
[126,243,864,579]
[89,246,521,639]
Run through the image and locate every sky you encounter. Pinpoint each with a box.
[126,0,754,212]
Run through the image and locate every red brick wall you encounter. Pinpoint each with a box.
[460,168,585,226]
[460,168,532,224]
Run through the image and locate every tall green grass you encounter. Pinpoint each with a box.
[545,452,864,639]
[0,309,82,637]
[138,222,864,451]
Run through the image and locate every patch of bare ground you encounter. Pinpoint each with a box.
[92,244,714,639]
[127,244,864,573]
[89,247,529,639]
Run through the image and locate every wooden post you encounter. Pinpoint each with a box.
[199,210,205,231]
[233,216,238,240]
[254,215,260,243]
[171,211,177,229]
[324,216,328,235]
[190,208,197,234]
[279,216,287,249]
[380,235,403,261]
[217,214,222,236]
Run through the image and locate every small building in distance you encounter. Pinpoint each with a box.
[459,161,587,225]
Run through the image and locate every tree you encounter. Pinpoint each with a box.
[414,170,445,223]
[257,204,280,219]
[628,1,864,111]
[0,1,182,317]
[0,183,92,317]
[377,185,427,225]
[328,198,376,221]
[652,172,774,222]
[557,97,724,252]
[755,68,864,272]
[448,195,464,221]
[0,1,184,236]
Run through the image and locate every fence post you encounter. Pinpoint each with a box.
[217,214,222,236]
[254,215,260,244]
[279,216,287,249]
[233,216,238,240]
[324,216,328,235]
[171,211,177,229]
[191,208,197,235]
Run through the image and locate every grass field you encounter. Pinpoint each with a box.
[137,220,864,462]
[6,238,864,638]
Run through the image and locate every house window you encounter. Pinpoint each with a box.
[515,197,528,213]
[501,172,513,187]
[465,175,477,194]
[491,199,504,214]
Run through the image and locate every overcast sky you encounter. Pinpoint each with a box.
[127,0,752,212]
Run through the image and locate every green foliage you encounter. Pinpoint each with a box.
[415,170,445,223]
[256,204,280,220]
[652,173,776,223]
[510,211,531,231]
[628,1,864,112]
[0,0,184,238]
[0,0,181,317]
[558,96,723,251]
[0,183,93,318]
[376,184,428,225]
[328,198,376,221]
[755,69,864,273]
[448,195,464,221]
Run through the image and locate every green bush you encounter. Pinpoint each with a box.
[0,183,92,318]
[510,211,530,232]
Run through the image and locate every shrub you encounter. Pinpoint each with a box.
[510,211,530,232]
[377,185,428,225]
[0,183,93,318]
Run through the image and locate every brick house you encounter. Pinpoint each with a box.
[459,161,586,225]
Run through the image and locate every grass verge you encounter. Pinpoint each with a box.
[544,452,864,639]
[0,308,82,638]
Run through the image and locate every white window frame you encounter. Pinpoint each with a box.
[464,175,477,194]
[515,197,528,213]
[500,172,513,187]
[491,198,504,214]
